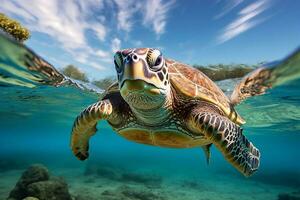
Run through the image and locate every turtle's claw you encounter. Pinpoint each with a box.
[76,151,89,161]
[72,145,89,160]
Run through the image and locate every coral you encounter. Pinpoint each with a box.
[7,164,72,200]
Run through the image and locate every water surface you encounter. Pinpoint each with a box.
[0,33,300,200]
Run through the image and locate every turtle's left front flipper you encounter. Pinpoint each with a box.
[0,32,103,93]
[0,32,65,87]
[189,108,260,176]
[71,99,113,160]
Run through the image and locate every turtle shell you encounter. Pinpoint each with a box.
[167,59,245,125]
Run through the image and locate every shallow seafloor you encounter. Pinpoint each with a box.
[0,77,300,200]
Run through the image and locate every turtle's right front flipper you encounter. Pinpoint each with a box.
[71,100,113,160]
[189,109,260,176]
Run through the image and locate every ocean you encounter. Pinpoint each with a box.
[0,33,299,200]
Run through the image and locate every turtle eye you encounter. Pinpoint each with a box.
[114,52,123,73]
[147,49,164,71]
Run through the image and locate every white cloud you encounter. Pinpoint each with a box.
[94,49,111,58]
[143,0,175,36]
[89,61,106,70]
[111,38,121,53]
[0,0,109,70]
[114,0,141,32]
[78,0,104,14]
[217,0,271,44]
[113,0,175,36]
[0,1,35,21]
[214,0,244,19]
[89,23,106,42]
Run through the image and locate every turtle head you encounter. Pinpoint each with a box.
[114,48,170,110]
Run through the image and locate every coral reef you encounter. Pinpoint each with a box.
[7,164,72,200]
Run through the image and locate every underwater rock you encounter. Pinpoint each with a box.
[7,164,72,200]
[22,197,39,200]
[17,164,49,184]
[26,177,72,200]
[8,164,49,199]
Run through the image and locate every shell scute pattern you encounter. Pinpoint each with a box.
[166,59,245,125]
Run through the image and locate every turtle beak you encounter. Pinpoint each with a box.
[120,61,163,89]
[121,58,145,84]
[121,80,161,96]
[119,59,145,91]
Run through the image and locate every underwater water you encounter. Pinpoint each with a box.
[0,33,300,200]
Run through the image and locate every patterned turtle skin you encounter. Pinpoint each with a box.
[71,48,260,177]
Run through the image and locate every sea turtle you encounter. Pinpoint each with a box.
[70,48,262,177]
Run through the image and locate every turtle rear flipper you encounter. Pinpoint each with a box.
[191,111,260,176]
[202,144,212,165]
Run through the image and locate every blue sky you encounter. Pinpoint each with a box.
[1,0,300,80]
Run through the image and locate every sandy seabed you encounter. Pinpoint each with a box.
[1,164,299,200]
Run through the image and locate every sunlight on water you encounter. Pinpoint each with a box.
[0,33,300,200]
[238,79,300,130]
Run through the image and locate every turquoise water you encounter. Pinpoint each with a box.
[0,33,300,200]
